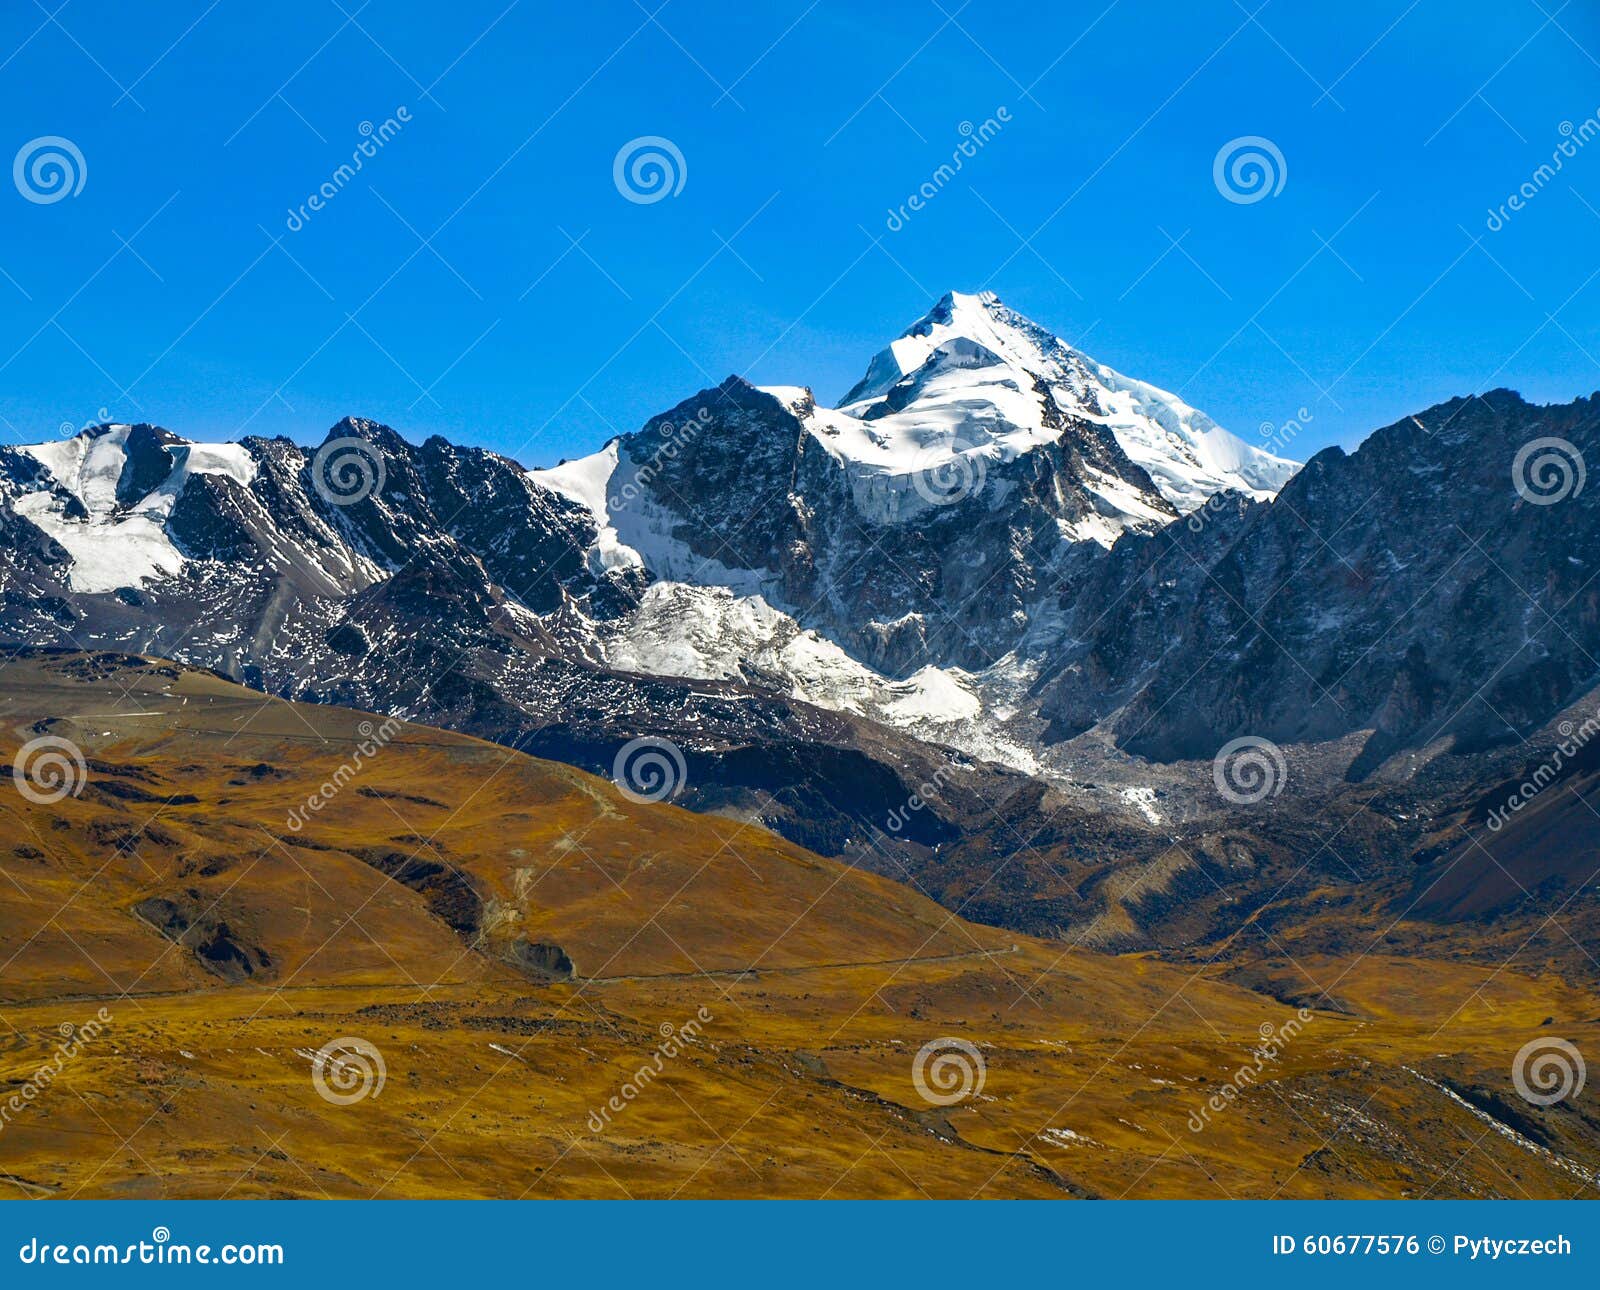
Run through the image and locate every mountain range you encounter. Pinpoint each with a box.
[2,289,1597,954]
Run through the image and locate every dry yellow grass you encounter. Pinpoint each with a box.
[1,651,1595,1198]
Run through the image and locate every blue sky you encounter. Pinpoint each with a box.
[0,0,1597,467]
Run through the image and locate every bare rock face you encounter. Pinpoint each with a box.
[596,374,1174,674]
[1036,389,1600,768]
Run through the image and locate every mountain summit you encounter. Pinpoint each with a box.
[522,291,1304,753]
[534,293,1295,586]
[837,290,1299,513]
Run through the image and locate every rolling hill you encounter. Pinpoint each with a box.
[1,650,1595,1198]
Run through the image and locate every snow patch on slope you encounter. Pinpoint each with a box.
[14,493,184,593]
[1087,362,1297,511]
[529,443,643,574]
[601,581,1036,770]
[15,428,259,593]
[531,441,764,592]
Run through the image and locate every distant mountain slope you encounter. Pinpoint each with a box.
[535,291,1296,678]
[522,292,1297,774]
[1,293,1297,800]
[0,415,1070,868]
[1036,389,1600,767]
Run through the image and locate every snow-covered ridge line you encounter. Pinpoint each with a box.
[834,290,1299,514]
[14,425,258,593]
[535,291,1299,564]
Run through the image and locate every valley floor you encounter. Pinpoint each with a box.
[3,951,1598,1199]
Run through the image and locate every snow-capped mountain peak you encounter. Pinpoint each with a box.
[514,289,1309,750]
[840,290,1053,407]
[10,423,258,593]
[838,290,1300,513]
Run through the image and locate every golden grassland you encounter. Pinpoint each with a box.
[0,652,1595,1199]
